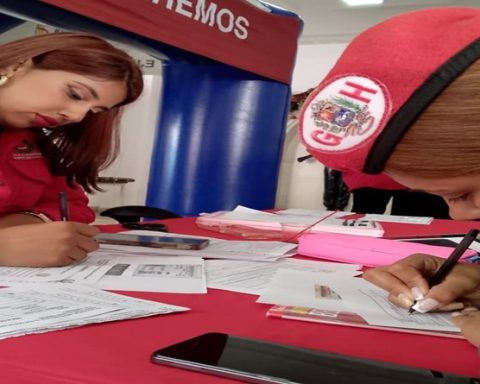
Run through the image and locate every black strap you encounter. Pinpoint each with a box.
[363,38,480,174]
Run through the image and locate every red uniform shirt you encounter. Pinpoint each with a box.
[0,129,95,223]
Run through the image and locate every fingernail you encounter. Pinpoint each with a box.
[451,311,463,317]
[411,287,425,301]
[397,293,414,307]
[462,307,479,313]
[412,298,440,313]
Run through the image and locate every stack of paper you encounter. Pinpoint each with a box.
[257,270,461,337]
[363,213,433,225]
[196,206,384,238]
[310,215,383,237]
[0,283,188,340]
[0,253,207,293]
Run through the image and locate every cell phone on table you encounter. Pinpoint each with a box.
[121,222,168,232]
[95,233,209,250]
[150,333,471,384]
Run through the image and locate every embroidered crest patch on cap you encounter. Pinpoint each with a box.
[301,75,390,154]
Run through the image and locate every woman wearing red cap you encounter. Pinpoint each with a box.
[0,32,143,267]
[299,7,480,347]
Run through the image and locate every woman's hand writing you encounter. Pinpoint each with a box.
[0,222,99,267]
[363,254,480,347]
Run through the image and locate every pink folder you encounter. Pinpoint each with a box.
[297,233,476,267]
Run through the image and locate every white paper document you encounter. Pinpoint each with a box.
[0,283,188,340]
[364,214,433,225]
[258,270,459,333]
[90,252,206,293]
[205,259,361,294]
[279,209,433,226]
[0,251,207,294]
[0,256,113,284]
[336,279,458,331]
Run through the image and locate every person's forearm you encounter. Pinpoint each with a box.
[0,213,47,228]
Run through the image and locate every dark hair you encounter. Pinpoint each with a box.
[385,59,480,178]
[0,32,144,192]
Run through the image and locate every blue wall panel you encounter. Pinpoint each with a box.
[146,59,290,216]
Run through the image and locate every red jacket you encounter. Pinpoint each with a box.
[0,129,95,223]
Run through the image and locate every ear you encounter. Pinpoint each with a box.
[1,58,33,78]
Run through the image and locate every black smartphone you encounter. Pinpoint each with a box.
[95,233,209,250]
[150,333,471,384]
[122,222,168,232]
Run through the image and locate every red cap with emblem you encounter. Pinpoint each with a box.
[299,7,480,180]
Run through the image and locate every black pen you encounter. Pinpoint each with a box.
[59,191,70,221]
[408,228,479,314]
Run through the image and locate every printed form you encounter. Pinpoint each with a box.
[0,283,188,340]
[205,259,360,294]
[258,269,459,333]
[0,252,206,293]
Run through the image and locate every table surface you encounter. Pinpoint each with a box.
[1,216,479,383]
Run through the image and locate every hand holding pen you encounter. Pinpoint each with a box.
[408,229,479,314]
[363,229,480,313]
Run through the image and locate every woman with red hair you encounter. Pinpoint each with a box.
[0,32,143,266]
